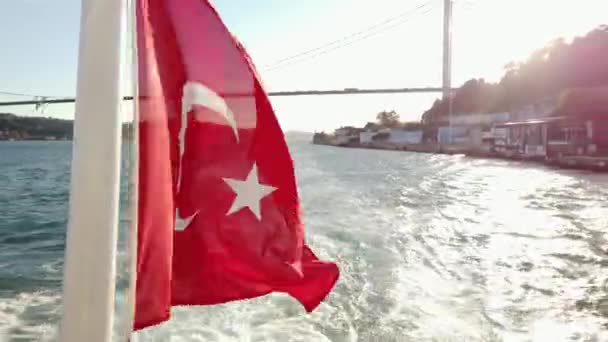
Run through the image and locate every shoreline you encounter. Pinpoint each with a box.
[0,139,71,142]
[313,141,608,172]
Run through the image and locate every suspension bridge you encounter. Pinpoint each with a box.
[0,0,454,109]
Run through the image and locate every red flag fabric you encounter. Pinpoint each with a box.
[134,0,340,331]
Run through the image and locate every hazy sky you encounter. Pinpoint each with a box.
[1,0,606,131]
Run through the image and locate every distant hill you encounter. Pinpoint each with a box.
[0,113,132,141]
[0,113,307,142]
[0,113,73,140]
[421,24,608,124]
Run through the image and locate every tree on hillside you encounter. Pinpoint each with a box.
[556,86,608,117]
[421,99,449,124]
[401,121,424,130]
[420,24,608,123]
[376,110,400,128]
[363,122,380,131]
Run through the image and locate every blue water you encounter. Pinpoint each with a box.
[2,138,608,341]
[0,141,131,341]
[0,142,68,340]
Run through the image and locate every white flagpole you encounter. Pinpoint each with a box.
[59,0,125,340]
[122,0,140,338]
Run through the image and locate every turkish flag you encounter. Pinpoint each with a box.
[134,0,340,331]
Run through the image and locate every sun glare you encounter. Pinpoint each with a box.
[454,0,607,83]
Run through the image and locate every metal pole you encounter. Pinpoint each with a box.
[443,0,453,143]
[121,0,139,339]
[59,0,125,340]
[443,0,452,100]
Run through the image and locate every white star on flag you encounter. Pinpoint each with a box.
[223,163,277,220]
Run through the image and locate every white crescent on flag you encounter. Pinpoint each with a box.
[175,208,196,231]
[175,81,240,231]
[181,81,239,142]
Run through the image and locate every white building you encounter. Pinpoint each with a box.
[448,112,510,126]
[334,126,361,145]
[438,112,512,146]
[360,131,376,145]
[359,127,391,146]
[388,129,423,145]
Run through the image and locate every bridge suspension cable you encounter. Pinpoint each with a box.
[0,0,455,109]
[0,87,454,107]
[263,1,438,72]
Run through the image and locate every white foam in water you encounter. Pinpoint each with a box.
[3,142,608,341]
[135,294,344,342]
[0,291,60,341]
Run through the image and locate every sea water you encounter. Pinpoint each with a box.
[1,137,608,341]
